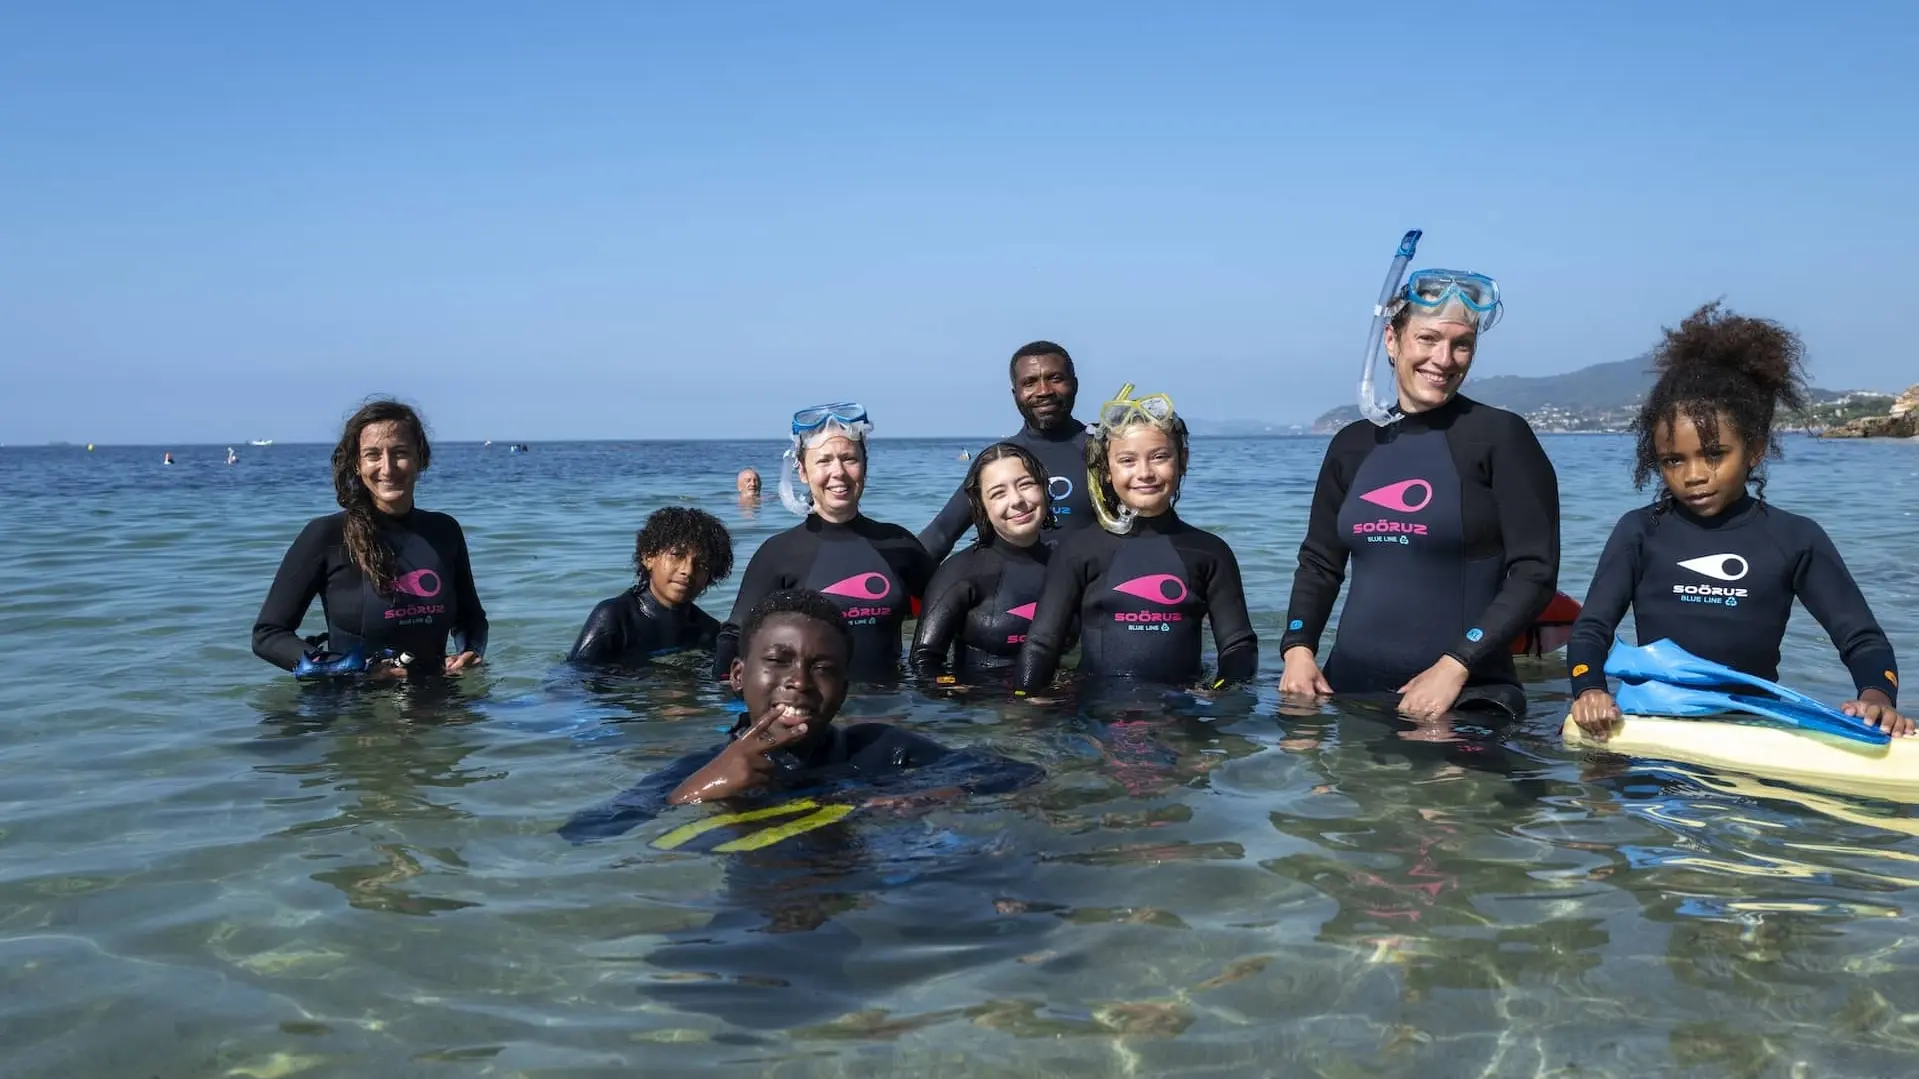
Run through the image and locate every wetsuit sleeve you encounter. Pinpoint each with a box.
[1447,416,1560,672]
[251,517,333,671]
[1566,513,1646,697]
[566,599,627,667]
[1202,539,1259,686]
[691,604,722,650]
[556,749,714,843]
[1791,521,1899,704]
[1014,538,1094,692]
[1279,433,1355,656]
[450,519,488,658]
[916,485,975,565]
[712,535,797,680]
[909,555,981,678]
[884,526,938,611]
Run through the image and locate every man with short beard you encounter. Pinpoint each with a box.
[917,341,1094,563]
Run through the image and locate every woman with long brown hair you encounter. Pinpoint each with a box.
[252,399,488,678]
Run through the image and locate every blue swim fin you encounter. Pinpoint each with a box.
[1614,678,1888,745]
[1605,639,1838,714]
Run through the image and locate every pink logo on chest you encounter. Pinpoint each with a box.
[1359,478,1432,514]
[821,572,892,600]
[1007,602,1037,621]
[1112,574,1189,606]
[393,569,442,598]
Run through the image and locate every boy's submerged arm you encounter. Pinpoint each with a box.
[557,749,715,843]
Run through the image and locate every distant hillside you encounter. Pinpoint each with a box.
[1470,356,1654,414]
[1310,357,1882,433]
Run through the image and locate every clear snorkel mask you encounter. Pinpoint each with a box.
[779,401,873,516]
[1357,228,1504,426]
[1088,382,1179,535]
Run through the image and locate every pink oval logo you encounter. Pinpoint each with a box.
[1111,573,1188,606]
[1358,478,1432,514]
[821,572,892,600]
[393,569,442,598]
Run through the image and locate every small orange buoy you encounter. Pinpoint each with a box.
[1510,591,1582,656]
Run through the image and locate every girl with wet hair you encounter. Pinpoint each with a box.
[1567,301,1906,737]
[1013,385,1256,692]
[910,442,1072,682]
[252,398,488,677]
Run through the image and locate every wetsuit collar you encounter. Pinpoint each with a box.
[1392,392,1470,431]
[806,511,867,533]
[1125,508,1183,535]
[633,581,682,618]
[1668,492,1759,530]
[1023,416,1090,442]
[994,537,1049,563]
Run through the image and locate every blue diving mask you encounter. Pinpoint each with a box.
[1402,268,1503,331]
[791,402,869,437]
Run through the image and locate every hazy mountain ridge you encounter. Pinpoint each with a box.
[1304,357,1889,434]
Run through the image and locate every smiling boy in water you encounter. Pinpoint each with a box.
[1566,302,1908,738]
[559,589,1039,842]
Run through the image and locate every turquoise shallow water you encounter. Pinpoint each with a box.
[5,433,1919,1078]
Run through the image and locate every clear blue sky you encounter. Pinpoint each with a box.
[3,1,1913,443]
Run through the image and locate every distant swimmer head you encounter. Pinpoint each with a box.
[332,398,432,596]
[1633,300,1810,518]
[1009,340,1079,432]
[1358,230,1504,425]
[780,401,872,520]
[735,467,761,496]
[1087,383,1188,533]
[962,441,1054,548]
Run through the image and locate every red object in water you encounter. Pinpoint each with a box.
[1511,591,1582,656]
[910,595,923,620]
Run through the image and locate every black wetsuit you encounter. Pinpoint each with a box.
[1568,497,1899,702]
[252,509,489,670]
[1014,510,1258,691]
[917,422,1094,562]
[1280,395,1560,717]
[566,584,721,668]
[558,721,1042,843]
[909,540,1057,681]
[713,514,936,681]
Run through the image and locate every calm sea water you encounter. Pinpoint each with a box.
[5,433,1919,1078]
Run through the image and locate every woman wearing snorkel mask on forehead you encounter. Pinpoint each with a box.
[1012,385,1258,694]
[711,402,936,684]
[1279,232,1560,725]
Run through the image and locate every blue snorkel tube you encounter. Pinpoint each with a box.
[1358,229,1422,427]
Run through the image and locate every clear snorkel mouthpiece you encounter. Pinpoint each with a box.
[1358,228,1422,427]
[778,445,812,516]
